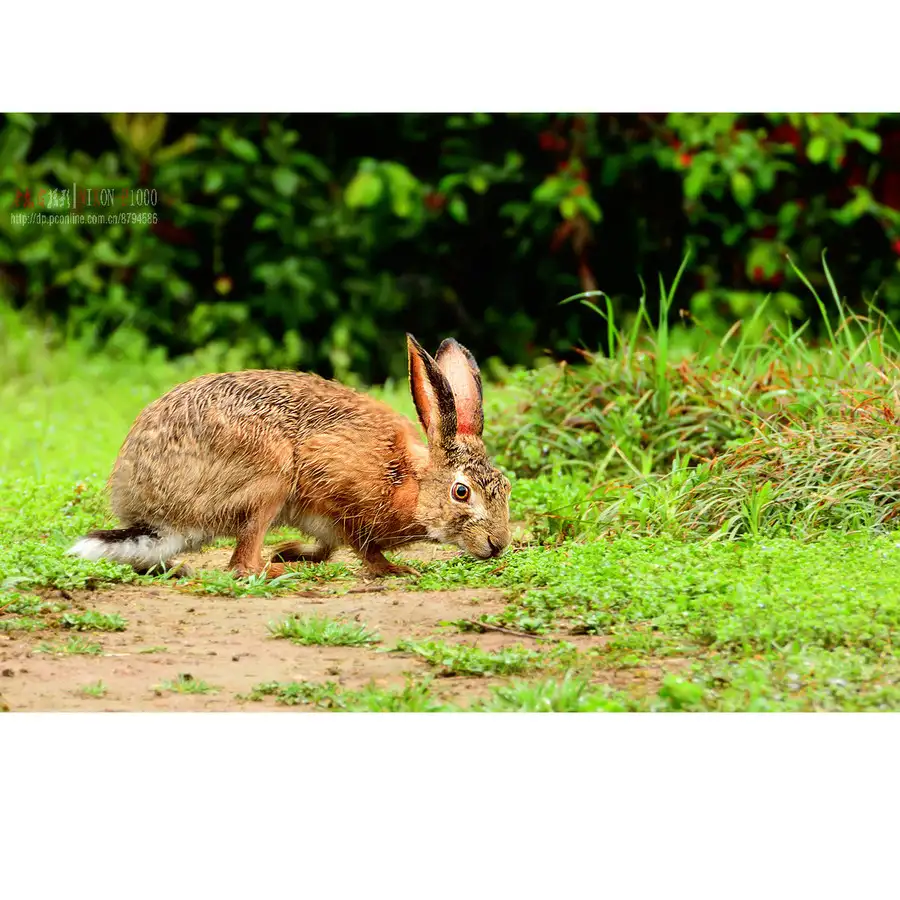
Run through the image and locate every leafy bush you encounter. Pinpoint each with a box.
[2,113,900,380]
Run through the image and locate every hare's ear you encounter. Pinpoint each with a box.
[407,334,457,446]
[435,338,484,437]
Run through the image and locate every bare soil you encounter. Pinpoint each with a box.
[0,543,686,711]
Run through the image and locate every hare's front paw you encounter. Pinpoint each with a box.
[360,548,418,578]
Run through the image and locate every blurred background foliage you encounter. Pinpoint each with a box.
[1,112,899,383]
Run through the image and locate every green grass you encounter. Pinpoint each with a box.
[0,616,46,633]
[244,679,452,711]
[7,260,900,711]
[268,615,380,647]
[390,638,571,676]
[153,673,219,695]
[60,610,127,632]
[186,564,352,597]
[35,636,103,656]
[474,676,628,712]
[80,680,108,698]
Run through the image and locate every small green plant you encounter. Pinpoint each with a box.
[81,681,108,698]
[477,675,629,712]
[391,639,551,677]
[35,636,103,656]
[60,610,127,632]
[0,593,63,616]
[245,680,343,708]
[267,615,380,647]
[0,616,46,633]
[244,679,452,711]
[185,564,350,597]
[153,673,219,695]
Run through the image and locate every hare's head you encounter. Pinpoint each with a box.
[407,334,511,560]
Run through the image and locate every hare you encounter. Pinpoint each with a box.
[68,334,511,578]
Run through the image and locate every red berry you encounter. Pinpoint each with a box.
[679,152,693,167]
[538,131,556,151]
[893,238,900,255]
[752,266,765,283]
[572,184,588,197]
[769,124,802,150]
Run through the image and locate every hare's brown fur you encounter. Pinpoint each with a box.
[69,336,511,579]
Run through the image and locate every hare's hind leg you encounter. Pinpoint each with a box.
[270,541,335,564]
[270,512,340,566]
[228,483,291,579]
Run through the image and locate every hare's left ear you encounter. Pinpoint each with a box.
[435,338,484,437]
[407,333,458,446]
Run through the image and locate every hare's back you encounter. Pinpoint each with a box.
[152,369,377,426]
[109,369,398,528]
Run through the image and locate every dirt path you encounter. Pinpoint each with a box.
[1,542,687,711]
[0,543,515,711]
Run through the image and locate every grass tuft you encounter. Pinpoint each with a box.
[153,673,219,695]
[267,615,380,647]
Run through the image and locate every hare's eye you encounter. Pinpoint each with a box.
[452,482,470,502]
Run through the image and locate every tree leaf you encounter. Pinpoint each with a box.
[730,171,754,208]
[272,167,300,197]
[223,133,260,163]
[559,197,578,220]
[448,196,468,223]
[345,170,383,208]
[807,135,829,164]
[848,129,881,154]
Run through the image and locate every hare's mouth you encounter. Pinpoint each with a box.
[464,537,505,560]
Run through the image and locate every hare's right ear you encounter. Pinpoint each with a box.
[407,334,457,446]
[435,338,484,437]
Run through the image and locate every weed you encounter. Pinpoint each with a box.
[244,680,343,708]
[184,564,351,597]
[35,636,103,656]
[0,616,46,633]
[60,610,127,632]
[153,673,219,695]
[244,679,452,711]
[81,681,108,698]
[476,675,629,712]
[267,615,380,647]
[391,639,561,677]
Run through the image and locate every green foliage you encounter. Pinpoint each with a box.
[244,679,452,711]
[391,638,571,677]
[267,615,380,647]
[80,681,108,698]
[35,636,103,656]
[4,113,900,382]
[153,673,219,695]
[475,676,628,712]
[60,610,127,632]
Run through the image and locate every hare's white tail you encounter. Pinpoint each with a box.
[68,525,188,571]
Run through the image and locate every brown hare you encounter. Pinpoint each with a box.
[68,334,511,578]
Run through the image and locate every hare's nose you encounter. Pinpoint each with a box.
[488,538,504,558]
